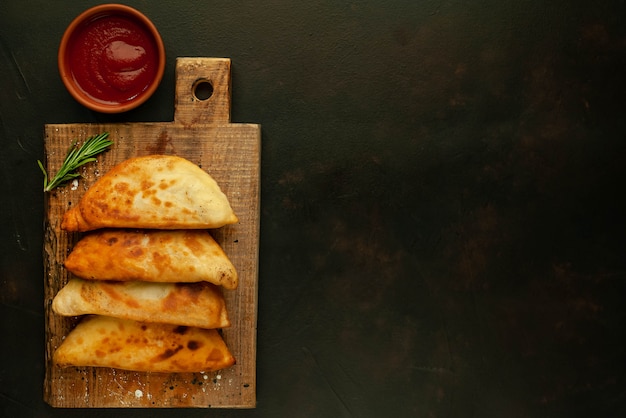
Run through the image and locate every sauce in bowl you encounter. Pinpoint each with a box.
[59,5,165,112]
[69,15,158,104]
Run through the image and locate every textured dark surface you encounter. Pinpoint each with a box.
[1,1,626,417]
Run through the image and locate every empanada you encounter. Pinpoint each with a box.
[52,279,230,329]
[53,315,236,373]
[63,229,238,289]
[61,155,238,231]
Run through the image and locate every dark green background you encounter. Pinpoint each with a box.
[2,1,625,417]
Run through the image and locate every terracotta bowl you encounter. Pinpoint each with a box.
[58,4,165,113]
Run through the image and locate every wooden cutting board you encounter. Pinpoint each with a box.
[42,57,260,408]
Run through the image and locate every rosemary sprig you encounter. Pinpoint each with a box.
[38,132,113,192]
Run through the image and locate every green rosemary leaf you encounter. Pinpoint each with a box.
[38,132,113,192]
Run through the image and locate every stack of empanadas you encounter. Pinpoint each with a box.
[51,155,239,373]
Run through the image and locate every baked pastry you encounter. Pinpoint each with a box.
[63,229,238,289]
[52,279,230,329]
[53,315,236,373]
[61,155,238,231]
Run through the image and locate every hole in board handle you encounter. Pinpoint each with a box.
[192,79,214,101]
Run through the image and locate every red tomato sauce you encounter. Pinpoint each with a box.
[67,15,159,104]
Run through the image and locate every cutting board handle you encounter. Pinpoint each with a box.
[174,57,231,125]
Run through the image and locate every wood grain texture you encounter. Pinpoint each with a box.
[42,58,260,408]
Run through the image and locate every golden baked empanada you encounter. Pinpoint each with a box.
[53,315,236,373]
[52,279,230,329]
[61,155,238,231]
[64,229,238,289]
